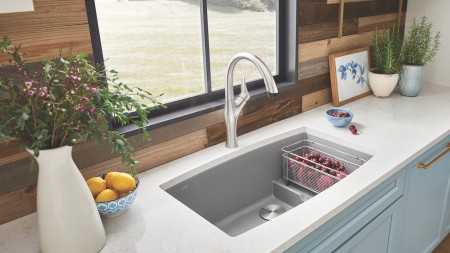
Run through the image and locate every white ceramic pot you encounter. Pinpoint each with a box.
[28,146,106,253]
[368,71,399,98]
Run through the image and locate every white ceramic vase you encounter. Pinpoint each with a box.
[368,71,399,98]
[29,146,106,253]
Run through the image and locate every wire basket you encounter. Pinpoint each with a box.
[282,139,367,194]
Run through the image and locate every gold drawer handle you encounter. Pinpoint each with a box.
[418,143,450,169]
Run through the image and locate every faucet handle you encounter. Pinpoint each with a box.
[239,78,250,102]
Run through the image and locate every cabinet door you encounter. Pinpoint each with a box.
[336,199,403,253]
[439,143,450,235]
[401,138,450,253]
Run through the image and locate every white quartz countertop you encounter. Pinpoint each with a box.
[1,84,450,253]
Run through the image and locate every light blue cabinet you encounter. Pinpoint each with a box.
[334,199,403,253]
[285,170,405,253]
[441,146,450,235]
[400,136,450,253]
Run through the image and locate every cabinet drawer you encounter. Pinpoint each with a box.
[285,169,405,253]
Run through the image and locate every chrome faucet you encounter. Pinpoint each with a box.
[224,52,278,148]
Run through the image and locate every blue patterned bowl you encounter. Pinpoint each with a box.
[326,108,354,127]
[96,176,139,218]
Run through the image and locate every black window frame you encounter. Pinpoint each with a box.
[85,0,298,136]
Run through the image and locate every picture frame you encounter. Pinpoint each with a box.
[328,47,371,107]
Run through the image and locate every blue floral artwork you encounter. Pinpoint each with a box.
[337,61,366,87]
[331,48,370,106]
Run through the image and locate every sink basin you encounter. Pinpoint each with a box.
[161,129,373,237]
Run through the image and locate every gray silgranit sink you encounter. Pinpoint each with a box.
[161,129,373,237]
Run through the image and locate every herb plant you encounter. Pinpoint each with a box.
[371,26,404,75]
[403,16,441,66]
[0,37,164,175]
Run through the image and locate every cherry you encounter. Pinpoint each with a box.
[321,167,329,173]
[333,161,340,168]
[349,125,359,135]
[338,165,346,171]
[323,160,332,168]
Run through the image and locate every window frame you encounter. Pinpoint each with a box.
[85,0,298,136]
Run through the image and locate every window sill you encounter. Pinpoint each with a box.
[116,81,295,138]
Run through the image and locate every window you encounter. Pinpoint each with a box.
[86,0,297,131]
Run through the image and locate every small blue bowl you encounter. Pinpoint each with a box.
[326,108,354,127]
[96,176,139,218]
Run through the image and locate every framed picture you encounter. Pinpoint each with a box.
[328,47,371,107]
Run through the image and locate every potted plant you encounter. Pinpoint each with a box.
[369,26,404,98]
[399,16,441,97]
[0,37,163,253]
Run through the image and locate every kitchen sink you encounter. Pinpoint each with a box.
[161,129,373,236]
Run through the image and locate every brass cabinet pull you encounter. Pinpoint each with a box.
[418,143,450,169]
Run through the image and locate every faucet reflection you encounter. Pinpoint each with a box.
[224,52,278,148]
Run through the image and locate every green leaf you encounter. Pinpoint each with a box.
[116,139,124,146]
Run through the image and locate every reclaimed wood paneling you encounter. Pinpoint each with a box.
[207,98,302,146]
[302,88,332,112]
[327,0,374,3]
[242,85,302,115]
[0,141,26,165]
[0,184,37,225]
[299,19,359,44]
[299,73,331,96]
[299,31,374,63]
[358,12,406,33]
[299,0,406,26]
[0,0,91,64]
[79,129,208,179]
[298,57,329,81]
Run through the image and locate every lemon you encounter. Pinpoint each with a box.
[86,177,106,197]
[111,172,136,192]
[105,171,119,189]
[95,189,119,202]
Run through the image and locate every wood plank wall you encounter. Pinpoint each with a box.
[0,0,407,225]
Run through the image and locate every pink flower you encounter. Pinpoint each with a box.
[27,90,35,96]
[45,94,51,99]
[31,88,36,92]
[91,88,99,94]
[24,81,33,88]
[90,107,96,114]
[42,86,48,91]
[71,75,81,81]
[82,97,89,102]
[38,91,45,97]
[79,104,86,111]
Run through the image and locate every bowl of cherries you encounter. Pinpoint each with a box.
[326,108,354,127]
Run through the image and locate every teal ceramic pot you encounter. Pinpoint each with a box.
[399,64,425,97]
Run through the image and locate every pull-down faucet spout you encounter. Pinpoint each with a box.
[224,52,278,148]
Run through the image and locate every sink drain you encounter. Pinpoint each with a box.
[259,204,286,221]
